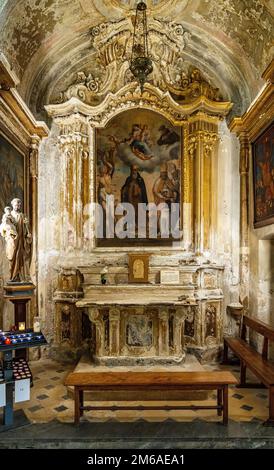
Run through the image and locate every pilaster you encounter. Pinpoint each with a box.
[57,115,90,252]
[109,307,120,356]
[238,132,251,304]
[188,113,219,253]
[158,309,169,356]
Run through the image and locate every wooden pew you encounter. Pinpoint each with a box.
[65,370,237,425]
[224,315,274,425]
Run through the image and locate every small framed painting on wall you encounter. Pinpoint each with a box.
[128,253,150,283]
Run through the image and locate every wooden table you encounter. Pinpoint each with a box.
[65,371,238,425]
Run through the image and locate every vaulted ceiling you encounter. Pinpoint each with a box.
[0,0,273,121]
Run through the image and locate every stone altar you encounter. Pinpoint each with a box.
[52,254,224,364]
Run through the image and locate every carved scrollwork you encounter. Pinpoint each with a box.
[57,72,103,103]
[166,66,222,102]
[55,17,195,105]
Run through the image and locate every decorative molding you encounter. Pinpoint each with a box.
[46,82,232,126]
[0,52,19,90]
[166,66,222,102]
[229,59,274,142]
[0,97,30,148]
[0,89,49,139]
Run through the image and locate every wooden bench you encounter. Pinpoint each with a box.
[223,315,274,425]
[65,371,237,425]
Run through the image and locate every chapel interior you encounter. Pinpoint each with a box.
[0,0,274,448]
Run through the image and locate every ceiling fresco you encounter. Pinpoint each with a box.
[0,0,273,120]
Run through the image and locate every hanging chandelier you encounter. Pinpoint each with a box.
[129,1,153,93]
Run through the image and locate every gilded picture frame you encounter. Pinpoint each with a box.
[95,108,182,247]
[128,253,150,283]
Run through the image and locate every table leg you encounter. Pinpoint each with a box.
[79,389,84,417]
[223,385,228,425]
[3,382,14,426]
[223,341,229,364]
[217,388,223,417]
[240,360,246,386]
[263,386,274,426]
[74,387,80,425]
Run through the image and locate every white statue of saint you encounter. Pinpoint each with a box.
[0,198,32,282]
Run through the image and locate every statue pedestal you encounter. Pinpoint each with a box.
[4,283,36,358]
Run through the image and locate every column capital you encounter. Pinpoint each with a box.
[88,307,101,324]
[159,309,169,321]
[109,307,120,321]
[29,136,41,179]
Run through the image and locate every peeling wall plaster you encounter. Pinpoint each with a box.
[0,0,273,120]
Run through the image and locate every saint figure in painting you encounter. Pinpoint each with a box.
[121,165,148,206]
[153,164,177,206]
[97,159,114,211]
[121,165,148,231]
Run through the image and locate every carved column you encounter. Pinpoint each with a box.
[173,308,185,356]
[159,309,169,356]
[109,307,120,356]
[29,136,40,323]
[88,308,105,356]
[188,113,219,254]
[182,123,195,249]
[57,116,90,251]
[54,303,82,347]
[53,268,84,348]
[239,132,250,305]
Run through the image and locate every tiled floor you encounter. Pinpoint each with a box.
[9,357,270,424]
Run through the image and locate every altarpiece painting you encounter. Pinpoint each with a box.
[0,134,25,215]
[96,109,182,246]
[253,123,274,228]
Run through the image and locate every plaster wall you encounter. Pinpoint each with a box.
[217,122,240,335]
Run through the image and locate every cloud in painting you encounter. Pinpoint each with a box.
[116,141,180,173]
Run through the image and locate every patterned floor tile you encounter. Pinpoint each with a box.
[256,393,268,399]
[28,405,43,412]
[36,394,49,400]
[11,358,270,424]
[232,393,244,399]
[54,405,69,412]
[241,404,254,411]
